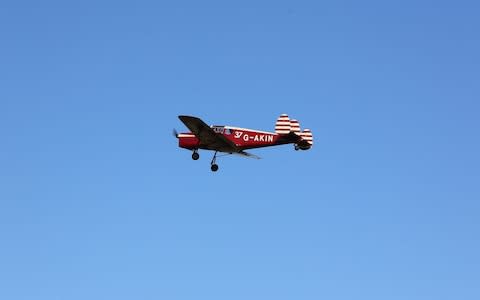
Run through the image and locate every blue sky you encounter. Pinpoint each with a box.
[1,1,479,299]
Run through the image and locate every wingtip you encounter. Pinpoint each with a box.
[178,115,201,121]
[238,151,261,159]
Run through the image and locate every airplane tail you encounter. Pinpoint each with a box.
[275,114,291,134]
[298,129,313,148]
[275,114,313,150]
[290,119,301,134]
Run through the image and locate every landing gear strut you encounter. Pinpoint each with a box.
[210,151,219,172]
[192,150,199,160]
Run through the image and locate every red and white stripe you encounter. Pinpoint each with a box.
[300,129,313,146]
[275,113,291,134]
[290,119,301,135]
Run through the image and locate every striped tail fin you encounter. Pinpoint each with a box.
[290,119,301,135]
[291,119,313,150]
[299,129,313,146]
[275,114,291,134]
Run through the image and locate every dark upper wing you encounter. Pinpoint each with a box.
[178,115,239,153]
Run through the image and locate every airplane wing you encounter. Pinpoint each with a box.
[236,151,261,159]
[178,115,240,153]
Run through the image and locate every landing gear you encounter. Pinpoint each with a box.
[294,144,300,151]
[210,151,219,172]
[192,150,199,160]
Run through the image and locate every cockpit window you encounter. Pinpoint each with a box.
[224,129,231,135]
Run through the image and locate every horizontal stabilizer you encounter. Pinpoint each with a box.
[299,129,313,146]
[277,131,302,144]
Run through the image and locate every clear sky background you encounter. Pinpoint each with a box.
[1,1,479,299]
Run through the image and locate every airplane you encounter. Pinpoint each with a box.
[174,114,313,172]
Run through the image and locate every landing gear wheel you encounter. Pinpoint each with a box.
[211,164,219,172]
[210,151,219,172]
[192,152,199,160]
[294,145,300,151]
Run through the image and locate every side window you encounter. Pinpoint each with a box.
[224,129,231,135]
[212,126,224,133]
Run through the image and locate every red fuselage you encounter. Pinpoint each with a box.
[178,126,290,151]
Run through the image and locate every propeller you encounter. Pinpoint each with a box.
[173,128,179,138]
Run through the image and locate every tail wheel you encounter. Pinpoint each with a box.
[211,164,219,172]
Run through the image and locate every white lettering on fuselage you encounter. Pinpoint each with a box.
[243,134,274,142]
[232,130,273,143]
[254,135,274,142]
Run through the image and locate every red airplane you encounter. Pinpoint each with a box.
[174,114,313,171]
